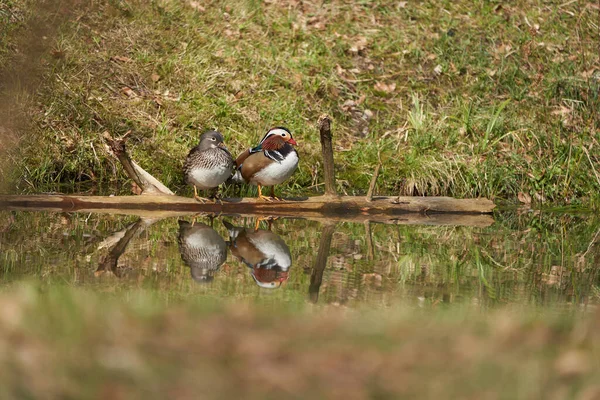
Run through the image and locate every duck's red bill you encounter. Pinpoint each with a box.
[288,138,297,145]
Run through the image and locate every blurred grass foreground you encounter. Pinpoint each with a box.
[0,284,597,400]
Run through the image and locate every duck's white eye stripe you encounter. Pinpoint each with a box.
[259,128,292,143]
[268,129,290,137]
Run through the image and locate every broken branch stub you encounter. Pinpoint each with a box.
[318,114,338,197]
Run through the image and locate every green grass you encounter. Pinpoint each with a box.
[2,0,600,205]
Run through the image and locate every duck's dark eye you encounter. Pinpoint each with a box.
[281,133,286,136]
[211,137,216,141]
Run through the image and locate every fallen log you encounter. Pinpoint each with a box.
[0,194,495,227]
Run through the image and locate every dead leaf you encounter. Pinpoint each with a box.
[307,16,326,31]
[151,73,160,82]
[111,55,133,63]
[534,192,545,203]
[51,49,65,59]
[342,99,356,111]
[374,81,396,93]
[189,1,205,12]
[434,65,443,75]
[551,106,571,116]
[517,192,531,204]
[349,36,368,54]
[397,1,407,8]
[582,68,598,79]
[121,87,137,98]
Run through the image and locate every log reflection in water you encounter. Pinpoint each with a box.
[95,218,158,277]
[309,223,337,303]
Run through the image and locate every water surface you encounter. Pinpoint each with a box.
[0,210,598,311]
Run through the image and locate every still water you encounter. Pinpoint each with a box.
[0,210,599,310]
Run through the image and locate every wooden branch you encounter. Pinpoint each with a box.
[103,132,174,195]
[318,114,338,197]
[366,162,381,202]
[0,194,496,227]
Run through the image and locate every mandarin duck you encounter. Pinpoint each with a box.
[184,130,233,202]
[233,127,298,201]
[178,220,227,283]
[223,220,291,289]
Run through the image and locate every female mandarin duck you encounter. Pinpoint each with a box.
[223,220,292,289]
[233,127,298,201]
[184,130,233,202]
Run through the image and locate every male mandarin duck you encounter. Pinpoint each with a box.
[178,220,227,283]
[233,127,298,201]
[184,130,233,202]
[223,220,292,289]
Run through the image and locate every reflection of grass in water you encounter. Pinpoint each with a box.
[0,283,599,399]
[1,210,599,308]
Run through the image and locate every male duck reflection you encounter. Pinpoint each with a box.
[223,220,292,289]
[178,220,227,283]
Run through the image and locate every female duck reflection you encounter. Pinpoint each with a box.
[177,219,292,288]
[178,220,228,283]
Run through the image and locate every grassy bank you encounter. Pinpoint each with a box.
[0,283,597,399]
[0,0,28,190]
[3,0,600,205]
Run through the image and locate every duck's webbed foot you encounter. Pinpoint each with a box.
[193,187,212,203]
[257,185,274,202]
[270,186,283,201]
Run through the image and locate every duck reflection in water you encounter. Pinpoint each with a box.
[223,219,291,289]
[178,220,227,283]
